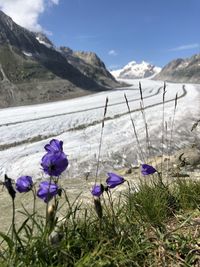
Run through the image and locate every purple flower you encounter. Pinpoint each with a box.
[141,164,157,175]
[37,181,58,203]
[44,139,63,153]
[41,151,68,177]
[16,176,33,193]
[91,184,104,197]
[106,173,125,188]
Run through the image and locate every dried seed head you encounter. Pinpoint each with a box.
[139,82,143,101]
[175,93,178,110]
[102,97,109,128]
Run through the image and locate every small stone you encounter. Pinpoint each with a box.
[125,168,132,174]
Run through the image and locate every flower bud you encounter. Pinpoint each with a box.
[47,204,56,226]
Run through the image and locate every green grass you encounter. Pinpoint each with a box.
[126,177,179,229]
[175,178,200,210]
[1,175,200,267]
[0,45,54,82]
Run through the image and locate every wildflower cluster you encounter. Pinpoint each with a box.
[91,164,157,198]
[3,137,157,206]
[1,136,162,267]
[3,137,158,236]
[4,139,68,203]
[91,172,125,197]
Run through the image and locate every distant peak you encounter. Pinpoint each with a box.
[126,61,136,66]
[141,60,150,65]
[111,59,161,79]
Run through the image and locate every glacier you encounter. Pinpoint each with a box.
[0,79,199,186]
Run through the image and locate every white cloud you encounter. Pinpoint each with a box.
[47,0,59,7]
[108,49,118,56]
[0,0,59,32]
[50,0,59,4]
[169,43,199,51]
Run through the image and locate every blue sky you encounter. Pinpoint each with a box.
[1,0,200,69]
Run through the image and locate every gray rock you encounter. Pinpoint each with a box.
[154,54,200,83]
[174,147,200,167]
[60,47,119,88]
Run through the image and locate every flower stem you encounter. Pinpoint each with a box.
[106,190,116,227]
[11,198,15,241]
[31,186,36,234]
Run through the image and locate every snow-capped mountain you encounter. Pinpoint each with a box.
[111,61,161,79]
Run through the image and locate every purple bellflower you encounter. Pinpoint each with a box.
[42,139,68,176]
[37,181,58,203]
[141,164,157,175]
[44,139,63,153]
[106,172,125,188]
[41,151,68,177]
[91,184,104,197]
[16,176,33,193]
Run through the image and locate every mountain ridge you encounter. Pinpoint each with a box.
[154,54,200,83]
[0,10,120,108]
[60,47,119,88]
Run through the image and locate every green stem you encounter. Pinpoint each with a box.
[11,198,15,241]
[106,190,116,226]
[31,186,36,234]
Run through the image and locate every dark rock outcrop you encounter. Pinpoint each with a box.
[154,54,200,83]
[60,47,119,88]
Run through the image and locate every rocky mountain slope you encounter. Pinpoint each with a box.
[111,61,161,79]
[34,32,54,49]
[154,54,200,83]
[59,47,119,88]
[0,10,119,108]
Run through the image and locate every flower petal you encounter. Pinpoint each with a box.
[141,164,157,175]
[16,176,33,193]
[91,184,104,197]
[37,181,58,203]
[44,139,63,153]
[106,173,125,188]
